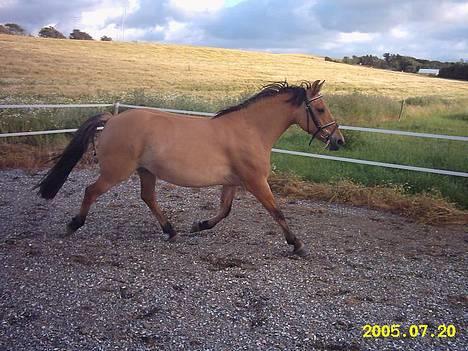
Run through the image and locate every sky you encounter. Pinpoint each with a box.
[1,0,467,61]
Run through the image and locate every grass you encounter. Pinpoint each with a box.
[269,174,468,225]
[272,131,468,208]
[1,34,468,100]
[0,34,467,219]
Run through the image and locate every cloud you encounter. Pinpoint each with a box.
[0,0,127,36]
[0,0,466,60]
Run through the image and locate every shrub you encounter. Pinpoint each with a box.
[39,26,66,39]
[1,23,26,35]
[69,29,93,40]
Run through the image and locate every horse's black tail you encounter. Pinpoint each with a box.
[35,112,112,199]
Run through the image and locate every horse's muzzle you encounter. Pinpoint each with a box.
[328,135,345,151]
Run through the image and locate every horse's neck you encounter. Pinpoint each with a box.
[241,98,295,149]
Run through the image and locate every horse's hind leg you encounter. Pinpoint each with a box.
[245,177,305,256]
[191,185,237,232]
[138,168,177,241]
[67,175,115,233]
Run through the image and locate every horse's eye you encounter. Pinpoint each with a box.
[317,108,325,113]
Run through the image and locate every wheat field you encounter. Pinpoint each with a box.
[1,34,468,101]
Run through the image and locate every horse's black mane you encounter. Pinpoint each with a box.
[213,81,308,118]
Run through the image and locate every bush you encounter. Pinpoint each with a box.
[39,26,66,39]
[0,25,10,34]
[69,29,93,40]
[324,56,338,62]
[1,23,26,35]
[439,63,468,81]
[100,36,112,41]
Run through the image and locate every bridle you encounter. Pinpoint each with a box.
[305,94,338,146]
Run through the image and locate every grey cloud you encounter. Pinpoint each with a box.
[202,0,313,41]
[119,0,173,29]
[0,0,104,33]
[313,0,467,33]
[313,0,433,32]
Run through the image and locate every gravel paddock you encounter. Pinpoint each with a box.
[0,169,466,351]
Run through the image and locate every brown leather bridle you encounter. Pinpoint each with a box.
[305,94,338,146]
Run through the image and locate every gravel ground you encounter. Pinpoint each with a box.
[0,169,466,351]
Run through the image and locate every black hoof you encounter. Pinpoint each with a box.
[162,222,177,242]
[293,240,307,257]
[167,233,178,243]
[190,221,200,233]
[66,216,85,234]
[191,220,211,233]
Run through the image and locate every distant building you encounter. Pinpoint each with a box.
[418,68,439,76]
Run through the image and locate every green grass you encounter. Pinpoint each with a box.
[271,94,468,208]
[273,129,467,208]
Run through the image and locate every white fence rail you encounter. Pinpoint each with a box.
[0,103,467,177]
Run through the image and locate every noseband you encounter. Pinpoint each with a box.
[305,94,338,146]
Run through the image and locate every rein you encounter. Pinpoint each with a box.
[305,94,338,146]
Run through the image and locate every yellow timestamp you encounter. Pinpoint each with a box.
[362,324,457,338]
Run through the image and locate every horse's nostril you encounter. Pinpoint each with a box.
[337,138,344,145]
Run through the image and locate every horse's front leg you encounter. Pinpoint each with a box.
[191,185,237,232]
[245,177,306,256]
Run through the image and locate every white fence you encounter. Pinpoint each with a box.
[0,103,467,178]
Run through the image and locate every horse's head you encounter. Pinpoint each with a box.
[295,80,344,151]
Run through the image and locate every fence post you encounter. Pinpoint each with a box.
[113,102,120,115]
[398,99,405,121]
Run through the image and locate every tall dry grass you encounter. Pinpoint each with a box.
[269,173,468,225]
[1,34,468,101]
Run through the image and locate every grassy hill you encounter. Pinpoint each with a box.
[1,34,468,100]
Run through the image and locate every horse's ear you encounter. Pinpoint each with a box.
[318,80,325,91]
[310,80,321,95]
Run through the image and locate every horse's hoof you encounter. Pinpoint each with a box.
[65,216,84,236]
[65,224,76,236]
[67,216,84,231]
[293,246,308,257]
[293,240,307,257]
[167,233,178,243]
[190,221,200,233]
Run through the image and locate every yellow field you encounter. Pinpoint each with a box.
[1,34,467,100]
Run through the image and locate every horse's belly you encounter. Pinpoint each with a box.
[144,161,239,187]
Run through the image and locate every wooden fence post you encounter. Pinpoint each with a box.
[398,99,405,121]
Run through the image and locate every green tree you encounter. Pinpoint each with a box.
[0,25,9,34]
[3,23,26,35]
[100,35,112,41]
[69,29,93,40]
[439,63,468,81]
[39,26,66,39]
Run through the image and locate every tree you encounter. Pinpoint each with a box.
[439,63,468,81]
[100,35,112,41]
[69,29,93,40]
[2,23,26,35]
[0,25,9,34]
[383,53,390,63]
[39,26,65,39]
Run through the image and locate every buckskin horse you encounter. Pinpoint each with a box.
[36,80,344,255]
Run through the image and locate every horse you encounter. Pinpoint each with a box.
[36,80,344,255]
